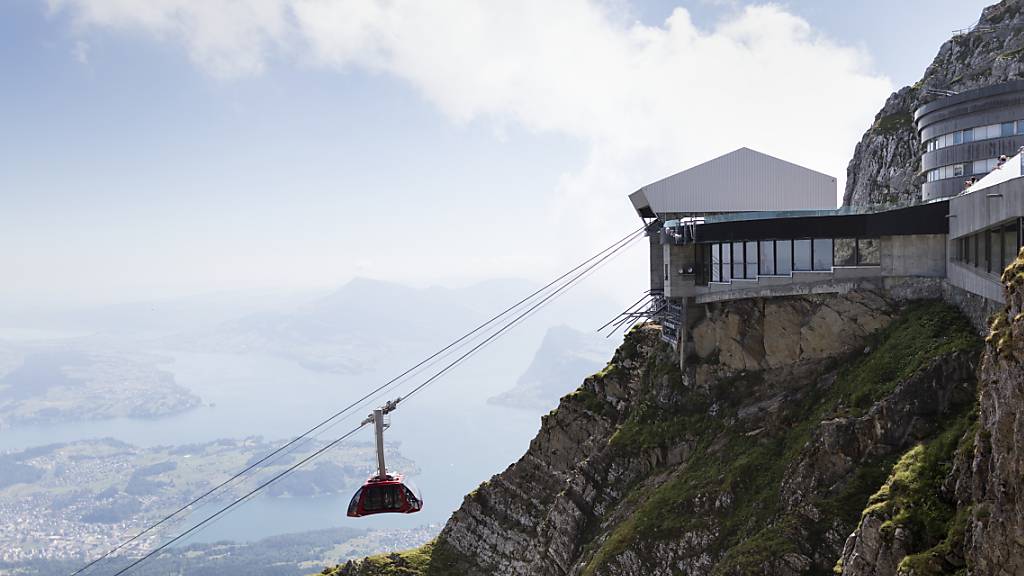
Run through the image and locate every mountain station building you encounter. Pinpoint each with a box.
[633,82,1024,351]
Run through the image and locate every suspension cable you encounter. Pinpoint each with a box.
[70,226,643,576]
[105,228,643,575]
[107,424,368,576]
[400,228,642,404]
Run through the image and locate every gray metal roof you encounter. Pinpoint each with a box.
[629,147,837,217]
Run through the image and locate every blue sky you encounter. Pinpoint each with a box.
[1,0,994,307]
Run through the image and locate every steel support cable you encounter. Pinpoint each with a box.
[399,229,644,405]
[491,232,645,351]
[595,292,653,332]
[70,225,642,576]
[106,228,644,576]
[605,298,651,337]
[107,424,368,576]
[172,230,646,552]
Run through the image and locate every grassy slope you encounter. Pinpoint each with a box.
[585,301,979,576]
[322,300,981,576]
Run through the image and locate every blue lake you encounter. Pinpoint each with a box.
[0,343,550,542]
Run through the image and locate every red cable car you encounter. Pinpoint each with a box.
[347,473,422,517]
[347,399,423,518]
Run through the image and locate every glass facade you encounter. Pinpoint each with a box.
[925,121,1024,151]
[759,241,775,275]
[793,240,812,271]
[722,242,731,281]
[745,241,758,279]
[732,242,744,279]
[813,239,833,271]
[953,219,1023,275]
[776,240,792,275]
[858,239,880,265]
[834,238,857,267]
[926,157,1001,183]
[711,244,721,282]
[702,237,880,284]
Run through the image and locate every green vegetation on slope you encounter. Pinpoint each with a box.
[851,410,977,576]
[825,301,979,417]
[324,300,981,576]
[323,542,434,576]
[871,112,914,135]
[990,248,1024,358]
[585,300,980,576]
[323,540,473,576]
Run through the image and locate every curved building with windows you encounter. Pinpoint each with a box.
[915,80,1024,201]
[628,134,1024,354]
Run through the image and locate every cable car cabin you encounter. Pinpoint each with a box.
[347,474,422,517]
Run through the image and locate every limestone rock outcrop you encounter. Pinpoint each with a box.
[965,254,1024,574]
[835,252,1024,576]
[330,294,982,576]
[844,0,1024,207]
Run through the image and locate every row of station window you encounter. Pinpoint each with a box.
[925,121,1024,152]
[953,219,1024,275]
[700,238,880,284]
[925,157,1002,183]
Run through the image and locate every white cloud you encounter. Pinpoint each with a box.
[49,0,293,76]
[45,0,893,288]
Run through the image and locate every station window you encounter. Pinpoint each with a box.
[989,229,1001,273]
[745,241,758,279]
[926,121,1023,151]
[812,239,833,271]
[759,241,775,275]
[711,244,721,282]
[1004,225,1020,270]
[776,240,793,275]
[732,242,744,279]
[857,239,880,266]
[834,238,856,267]
[722,242,732,281]
[954,219,1024,275]
[793,240,812,271]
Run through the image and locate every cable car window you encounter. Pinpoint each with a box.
[405,487,421,509]
[348,488,362,515]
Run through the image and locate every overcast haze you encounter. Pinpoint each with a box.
[2,0,992,308]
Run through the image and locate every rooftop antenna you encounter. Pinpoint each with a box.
[952,23,997,37]
[921,87,959,98]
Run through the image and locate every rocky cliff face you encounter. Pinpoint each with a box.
[968,254,1024,574]
[835,251,1024,576]
[323,3,1024,574]
[844,0,1024,207]
[328,292,983,576]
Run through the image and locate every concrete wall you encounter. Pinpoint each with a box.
[881,234,947,277]
[945,175,1024,302]
[663,243,696,298]
[948,178,1024,240]
[946,261,1005,304]
[650,233,665,295]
